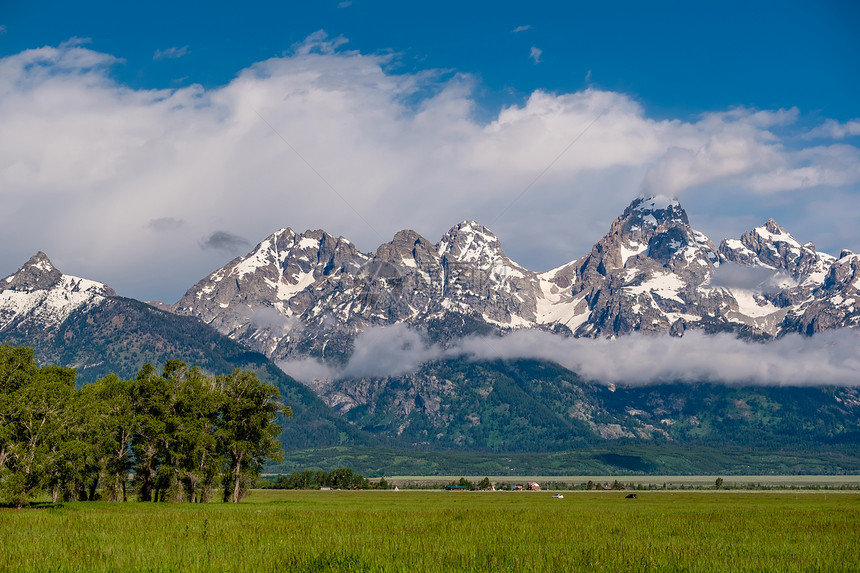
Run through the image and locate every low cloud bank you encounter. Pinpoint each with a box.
[279,325,860,387]
[708,262,795,293]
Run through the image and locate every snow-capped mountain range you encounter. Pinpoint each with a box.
[1,196,857,369]
[163,196,859,364]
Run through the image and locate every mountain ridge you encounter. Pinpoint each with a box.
[171,195,859,368]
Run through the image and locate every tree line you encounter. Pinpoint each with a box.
[0,344,288,508]
[267,467,389,490]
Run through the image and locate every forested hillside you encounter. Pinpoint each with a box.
[312,358,860,451]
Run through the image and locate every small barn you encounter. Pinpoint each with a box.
[527,482,541,491]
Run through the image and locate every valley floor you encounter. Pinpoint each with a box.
[2,490,858,572]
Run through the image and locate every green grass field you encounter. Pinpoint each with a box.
[2,490,858,572]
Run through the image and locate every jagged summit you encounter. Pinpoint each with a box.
[720,218,835,281]
[173,226,371,357]
[0,253,115,335]
[629,195,686,221]
[2,252,115,297]
[631,194,680,211]
[438,220,506,265]
[2,251,63,292]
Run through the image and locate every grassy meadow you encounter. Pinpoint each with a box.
[1,489,858,572]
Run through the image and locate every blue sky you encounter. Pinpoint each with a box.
[0,1,858,302]
[5,0,858,120]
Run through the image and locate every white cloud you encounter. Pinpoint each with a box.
[806,118,860,140]
[153,46,190,60]
[512,25,531,33]
[342,324,442,378]
[708,262,793,293]
[0,36,858,303]
[529,46,542,64]
[453,329,860,386]
[279,357,339,381]
[747,144,860,193]
[280,327,860,386]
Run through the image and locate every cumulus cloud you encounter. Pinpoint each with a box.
[281,327,860,387]
[199,231,250,253]
[641,128,780,197]
[0,36,858,304]
[529,46,542,64]
[746,144,860,193]
[153,46,190,60]
[806,118,860,140]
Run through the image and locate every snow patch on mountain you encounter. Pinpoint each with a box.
[0,253,115,333]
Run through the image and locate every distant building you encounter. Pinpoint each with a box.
[527,482,541,491]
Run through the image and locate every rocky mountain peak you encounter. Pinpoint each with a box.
[763,218,788,236]
[375,229,437,263]
[578,196,711,279]
[213,227,368,288]
[627,195,688,226]
[559,195,725,337]
[3,252,65,292]
[783,249,859,334]
[0,253,115,336]
[437,220,506,265]
[720,219,833,281]
[374,229,441,272]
